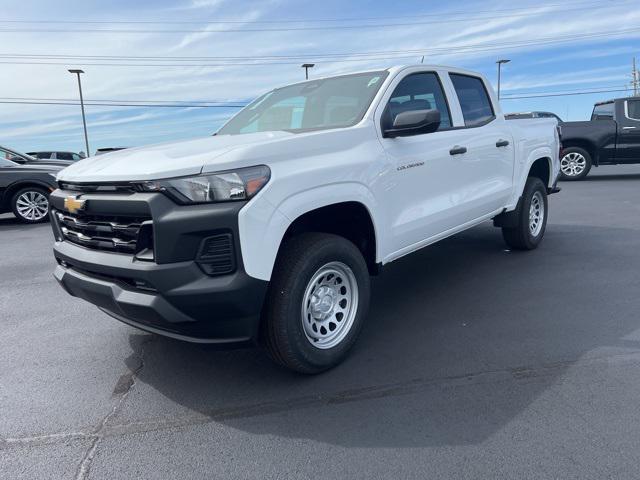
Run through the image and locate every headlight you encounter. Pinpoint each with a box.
[140,165,270,204]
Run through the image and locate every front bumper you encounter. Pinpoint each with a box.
[50,188,268,344]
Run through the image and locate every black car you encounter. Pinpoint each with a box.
[559,97,640,180]
[0,157,60,223]
[26,151,85,162]
[1,145,74,168]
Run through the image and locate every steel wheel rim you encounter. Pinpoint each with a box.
[16,191,49,221]
[301,261,359,350]
[529,191,545,237]
[560,152,586,177]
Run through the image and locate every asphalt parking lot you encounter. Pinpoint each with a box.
[2,165,640,479]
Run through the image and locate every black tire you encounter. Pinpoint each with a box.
[559,147,592,181]
[261,233,370,374]
[11,186,50,224]
[502,177,548,250]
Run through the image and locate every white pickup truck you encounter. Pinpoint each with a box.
[50,65,560,373]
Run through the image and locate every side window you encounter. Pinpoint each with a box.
[627,100,640,121]
[384,72,451,131]
[57,152,72,160]
[449,74,495,127]
[591,103,614,121]
[72,153,81,161]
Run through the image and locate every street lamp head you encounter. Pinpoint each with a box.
[68,69,85,74]
[301,63,315,69]
[496,59,511,65]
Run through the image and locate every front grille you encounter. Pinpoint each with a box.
[54,209,153,256]
[58,182,139,193]
[196,233,235,275]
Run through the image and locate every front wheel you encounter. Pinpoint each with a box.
[11,187,50,224]
[502,177,548,250]
[261,233,370,374]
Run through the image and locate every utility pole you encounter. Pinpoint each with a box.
[301,63,315,80]
[68,69,90,157]
[496,59,511,100]
[632,57,639,97]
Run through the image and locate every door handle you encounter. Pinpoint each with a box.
[449,146,467,156]
[622,126,637,130]
[496,139,510,147]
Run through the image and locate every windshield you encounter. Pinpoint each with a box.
[0,158,17,167]
[0,146,34,163]
[219,71,389,135]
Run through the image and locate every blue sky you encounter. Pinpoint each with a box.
[1,0,639,154]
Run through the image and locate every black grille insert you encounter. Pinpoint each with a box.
[58,182,139,193]
[54,209,153,256]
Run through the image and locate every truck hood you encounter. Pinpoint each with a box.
[57,131,296,183]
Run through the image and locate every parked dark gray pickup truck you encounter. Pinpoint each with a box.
[560,96,640,180]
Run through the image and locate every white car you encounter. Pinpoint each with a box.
[50,65,560,373]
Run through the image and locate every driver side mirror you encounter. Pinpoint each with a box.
[383,109,441,138]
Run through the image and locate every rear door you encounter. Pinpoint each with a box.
[618,99,640,162]
[445,73,514,219]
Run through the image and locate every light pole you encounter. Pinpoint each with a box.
[68,69,90,157]
[496,59,511,100]
[301,63,315,80]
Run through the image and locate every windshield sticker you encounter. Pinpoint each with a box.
[367,76,381,88]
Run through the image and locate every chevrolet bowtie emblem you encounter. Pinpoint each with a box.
[63,196,86,214]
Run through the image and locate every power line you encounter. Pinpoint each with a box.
[0,0,618,24]
[0,96,246,104]
[0,3,635,33]
[1,28,638,68]
[0,86,633,108]
[501,87,631,99]
[0,100,247,107]
[0,84,631,105]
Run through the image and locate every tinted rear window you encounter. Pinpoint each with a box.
[450,74,495,127]
[591,103,614,120]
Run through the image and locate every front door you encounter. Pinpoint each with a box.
[377,71,470,253]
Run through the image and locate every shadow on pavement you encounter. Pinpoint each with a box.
[0,216,51,231]
[121,222,640,448]
[583,173,640,181]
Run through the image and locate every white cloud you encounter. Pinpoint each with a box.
[2,0,639,150]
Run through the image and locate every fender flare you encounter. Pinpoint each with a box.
[238,182,382,281]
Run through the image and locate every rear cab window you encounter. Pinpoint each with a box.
[591,102,614,121]
[449,74,495,127]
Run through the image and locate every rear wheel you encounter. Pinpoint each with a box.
[11,187,50,224]
[261,233,370,374]
[502,177,548,250]
[560,147,591,181]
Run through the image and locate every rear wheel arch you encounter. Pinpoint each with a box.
[528,157,552,188]
[6,180,52,200]
[4,181,52,209]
